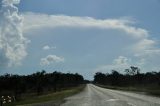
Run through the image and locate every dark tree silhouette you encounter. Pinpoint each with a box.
[0,70,84,101]
[94,66,160,88]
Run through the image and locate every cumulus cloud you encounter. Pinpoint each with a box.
[0,0,29,67]
[42,45,56,50]
[94,54,159,73]
[132,39,160,57]
[40,55,64,66]
[95,56,132,73]
[113,56,130,65]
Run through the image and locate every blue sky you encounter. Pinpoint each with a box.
[0,0,160,79]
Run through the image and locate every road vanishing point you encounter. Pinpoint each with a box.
[62,84,160,106]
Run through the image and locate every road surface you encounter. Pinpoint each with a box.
[62,84,160,106]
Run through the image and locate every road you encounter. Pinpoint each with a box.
[62,84,160,106]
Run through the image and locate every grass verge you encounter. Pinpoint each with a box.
[4,85,86,106]
[95,84,160,97]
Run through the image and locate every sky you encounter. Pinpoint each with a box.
[0,0,160,79]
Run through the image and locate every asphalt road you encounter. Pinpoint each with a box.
[62,84,160,106]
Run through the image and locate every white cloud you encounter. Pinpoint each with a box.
[40,55,64,66]
[94,54,159,73]
[43,45,50,50]
[22,12,160,71]
[2,0,20,5]
[113,56,130,65]
[0,0,159,74]
[42,45,56,50]
[22,12,148,39]
[0,0,29,67]
[130,38,160,58]
[95,56,131,73]
[22,13,160,57]
[135,39,155,51]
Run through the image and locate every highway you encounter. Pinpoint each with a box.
[62,84,160,106]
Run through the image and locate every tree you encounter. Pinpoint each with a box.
[94,72,106,85]
[125,66,140,75]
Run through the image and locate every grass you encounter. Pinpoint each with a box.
[4,85,86,106]
[95,84,160,97]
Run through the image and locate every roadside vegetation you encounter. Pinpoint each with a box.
[6,85,85,106]
[0,71,85,106]
[94,66,160,96]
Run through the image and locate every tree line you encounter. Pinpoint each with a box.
[0,70,84,101]
[94,66,160,87]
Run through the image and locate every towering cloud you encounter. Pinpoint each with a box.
[0,0,29,67]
